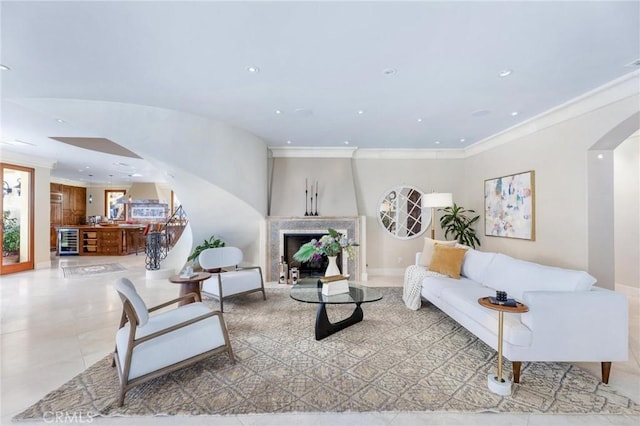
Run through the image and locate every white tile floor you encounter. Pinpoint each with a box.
[1,254,638,425]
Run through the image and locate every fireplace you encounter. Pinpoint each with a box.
[283,233,343,278]
[267,217,363,282]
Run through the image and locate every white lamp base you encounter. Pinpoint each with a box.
[487,373,512,395]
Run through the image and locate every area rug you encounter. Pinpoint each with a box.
[62,263,126,278]
[13,288,640,420]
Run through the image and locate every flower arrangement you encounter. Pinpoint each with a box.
[293,228,359,262]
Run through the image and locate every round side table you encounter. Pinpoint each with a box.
[169,272,212,306]
[478,297,529,395]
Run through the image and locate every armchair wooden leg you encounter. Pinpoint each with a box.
[512,361,522,383]
[602,361,612,384]
[117,386,126,407]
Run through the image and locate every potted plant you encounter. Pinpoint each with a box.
[187,235,226,269]
[2,210,20,262]
[438,203,481,248]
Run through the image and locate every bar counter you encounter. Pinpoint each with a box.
[56,224,146,255]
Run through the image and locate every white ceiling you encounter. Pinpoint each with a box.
[1,1,639,184]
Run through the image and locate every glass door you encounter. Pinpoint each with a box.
[1,163,34,274]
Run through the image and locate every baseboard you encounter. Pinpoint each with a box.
[367,267,405,277]
[145,268,174,280]
[615,283,640,298]
[36,260,52,269]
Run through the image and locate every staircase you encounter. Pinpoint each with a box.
[145,205,188,271]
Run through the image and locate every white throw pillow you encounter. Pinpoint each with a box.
[483,253,597,301]
[461,249,497,283]
[418,238,457,267]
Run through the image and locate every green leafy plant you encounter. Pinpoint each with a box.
[438,204,481,248]
[2,210,20,255]
[293,228,359,262]
[187,235,226,263]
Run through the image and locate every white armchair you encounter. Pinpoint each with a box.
[199,246,266,312]
[112,277,234,406]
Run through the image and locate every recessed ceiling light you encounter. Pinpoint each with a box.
[459,138,466,143]
[417,118,423,123]
[286,140,292,144]
[0,64,10,71]
[357,110,364,115]
[130,173,143,177]
[510,111,519,116]
[246,66,260,73]
[498,69,512,77]
[434,141,441,145]
[344,140,350,145]
[597,154,604,159]
[56,118,65,123]
[382,67,397,76]
[275,109,282,115]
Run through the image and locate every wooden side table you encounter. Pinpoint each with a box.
[169,272,212,306]
[478,297,529,395]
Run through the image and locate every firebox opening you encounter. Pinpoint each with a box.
[283,233,343,278]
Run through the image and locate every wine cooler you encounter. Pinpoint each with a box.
[58,228,79,255]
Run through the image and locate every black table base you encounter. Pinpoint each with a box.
[315,302,363,340]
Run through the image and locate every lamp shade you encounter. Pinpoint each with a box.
[422,192,453,208]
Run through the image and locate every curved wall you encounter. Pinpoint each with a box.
[19,99,268,266]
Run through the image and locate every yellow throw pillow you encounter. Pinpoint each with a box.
[419,238,457,266]
[428,244,468,279]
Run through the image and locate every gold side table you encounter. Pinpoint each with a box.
[478,297,529,395]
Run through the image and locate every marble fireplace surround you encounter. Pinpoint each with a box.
[267,217,363,282]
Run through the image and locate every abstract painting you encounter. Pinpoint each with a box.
[484,170,535,240]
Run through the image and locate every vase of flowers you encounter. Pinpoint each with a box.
[293,228,359,276]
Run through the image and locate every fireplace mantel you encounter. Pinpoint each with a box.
[266,216,364,282]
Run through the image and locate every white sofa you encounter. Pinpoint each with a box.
[413,248,628,384]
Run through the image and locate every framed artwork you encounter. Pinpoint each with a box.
[484,170,535,240]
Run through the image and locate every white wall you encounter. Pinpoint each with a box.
[352,157,466,275]
[462,94,639,289]
[270,157,358,217]
[614,132,640,289]
[19,99,269,267]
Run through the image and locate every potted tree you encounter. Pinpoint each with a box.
[438,204,481,248]
[2,210,20,262]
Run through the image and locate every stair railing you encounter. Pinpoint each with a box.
[145,205,188,271]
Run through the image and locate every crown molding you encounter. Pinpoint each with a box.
[271,71,638,160]
[465,70,640,157]
[353,149,466,160]
[269,146,358,158]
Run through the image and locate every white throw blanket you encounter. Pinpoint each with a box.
[402,265,445,310]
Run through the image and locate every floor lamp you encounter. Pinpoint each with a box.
[422,192,453,239]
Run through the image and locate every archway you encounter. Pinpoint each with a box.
[587,112,639,290]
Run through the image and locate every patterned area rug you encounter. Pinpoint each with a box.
[62,263,126,278]
[13,288,640,420]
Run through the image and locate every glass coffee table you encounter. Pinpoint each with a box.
[290,279,383,340]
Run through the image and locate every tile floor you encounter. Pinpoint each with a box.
[1,254,638,425]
